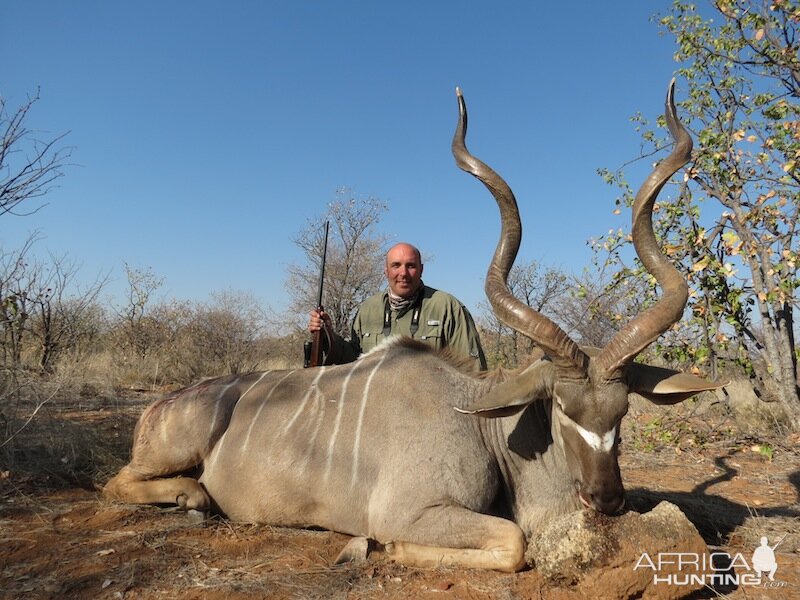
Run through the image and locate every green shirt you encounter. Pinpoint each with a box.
[330,285,487,371]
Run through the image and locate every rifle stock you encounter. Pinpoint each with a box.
[309,313,324,367]
[305,220,329,368]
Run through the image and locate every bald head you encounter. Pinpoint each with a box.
[385,242,424,298]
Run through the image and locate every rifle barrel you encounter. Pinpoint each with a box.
[316,220,330,309]
[307,220,330,368]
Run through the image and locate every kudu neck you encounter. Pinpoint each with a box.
[479,399,579,536]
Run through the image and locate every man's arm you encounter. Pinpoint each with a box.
[446,303,488,371]
[327,326,361,364]
[308,308,361,365]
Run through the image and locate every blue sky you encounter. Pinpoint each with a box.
[2,1,685,324]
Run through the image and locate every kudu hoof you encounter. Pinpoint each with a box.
[334,536,374,565]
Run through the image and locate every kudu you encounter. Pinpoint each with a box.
[104,81,725,572]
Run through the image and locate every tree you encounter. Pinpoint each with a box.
[0,90,71,453]
[479,260,569,367]
[596,0,800,426]
[118,263,165,359]
[559,267,652,349]
[26,254,107,372]
[1,90,71,216]
[0,236,38,371]
[185,290,267,377]
[286,188,390,336]
[0,237,108,373]
[0,237,108,453]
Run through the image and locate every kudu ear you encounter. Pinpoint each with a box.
[454,361,555,418]
[627,363,728,405]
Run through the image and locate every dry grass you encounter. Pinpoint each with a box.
[1,390,146,492]
[731,508,800,554]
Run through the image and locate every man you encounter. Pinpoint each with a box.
[308,242,487,371]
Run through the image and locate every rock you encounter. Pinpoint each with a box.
[525,501,709,600]
[724,379,788,430]
[431,580,454,591]
[186,509,208,524]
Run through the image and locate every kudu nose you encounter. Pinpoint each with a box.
[582,487,626,515]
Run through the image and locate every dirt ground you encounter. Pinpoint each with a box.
[1,393,799,599]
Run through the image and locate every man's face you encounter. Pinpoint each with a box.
[385,244,423,298]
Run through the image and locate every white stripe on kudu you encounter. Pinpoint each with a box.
[204,430,227,473]
[574,421,616,453]
[242,370,273,401]
[160,402,171,445]
[206,380,237,439]
[350,350,389,487]
[556,407,617,453]
[296,386,326,471]
[241,370,291,452]
[282,367,326,436]
[324,361,360,482]
[205,375,262,470]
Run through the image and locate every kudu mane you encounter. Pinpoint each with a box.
[373,335,531,383]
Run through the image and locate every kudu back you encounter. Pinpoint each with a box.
[104,82,725,572]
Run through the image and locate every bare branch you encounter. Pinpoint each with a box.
[0,90,72,216]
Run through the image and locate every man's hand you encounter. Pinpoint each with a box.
[308,308,332,334]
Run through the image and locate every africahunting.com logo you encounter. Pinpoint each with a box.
[634,535,787,589]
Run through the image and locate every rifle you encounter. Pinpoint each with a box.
[304,220,329,368]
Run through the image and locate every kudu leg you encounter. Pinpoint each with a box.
[382,507,526,572]
[103,465,210,512]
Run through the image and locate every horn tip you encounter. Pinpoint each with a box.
[455,86,463,97]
